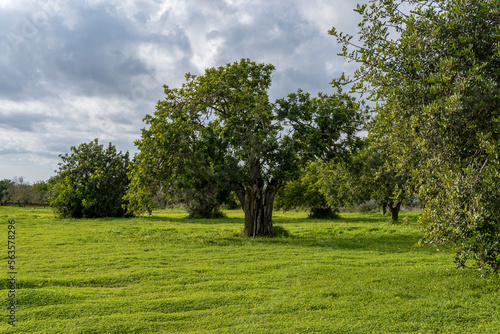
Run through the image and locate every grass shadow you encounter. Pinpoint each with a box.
[254,220,429,254]
[335,216,391,224]
[259,232,427,254]
[136,213,418,228]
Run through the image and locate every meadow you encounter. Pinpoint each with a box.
[1,206,500,333]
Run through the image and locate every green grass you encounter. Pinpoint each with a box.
[1,206,500,333]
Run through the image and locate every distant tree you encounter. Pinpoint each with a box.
[331,0,500,272]
[6,177,33,207]
[50,139,131,218]
[0,177,52,206]
[287,137,410,222]
[332,143,409,221]
[31,180,50,206]
[275,162,340,219]
[0,179,13,205]
[127,59,364,236]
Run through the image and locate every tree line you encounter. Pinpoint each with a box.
[0,177,52,207]
[4,0,497,272]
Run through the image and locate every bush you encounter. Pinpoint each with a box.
[185,203,225,219]
[309,207,340,219]
[50,139,130,218]
[273,225,291,237]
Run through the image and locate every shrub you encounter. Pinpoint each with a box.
[50,139,130,218]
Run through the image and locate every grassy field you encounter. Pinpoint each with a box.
[1,206,499,333]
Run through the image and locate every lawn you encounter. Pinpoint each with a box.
[1,206,499,333]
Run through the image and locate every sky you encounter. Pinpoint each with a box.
[0,0,366,183]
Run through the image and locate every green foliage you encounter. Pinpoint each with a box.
[0,178,51,206]
[333,140,409,220]
[50,139,130,218]
[287,144,408,222]
[0,178,12,204]
[31,180,50,205]
[331,0,500,272]
[420,158,500,273]
[275,162,340,219]
[3,177,34,206]
[128,59,364,235]
[275,89,366,163]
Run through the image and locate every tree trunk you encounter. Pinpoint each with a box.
[235,180,280,237]
[388,201,401,222]
[381,200,388,215]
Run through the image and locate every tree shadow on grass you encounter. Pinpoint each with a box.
[260,232,427,254]
[140,215,392,227]
[335,216,391,224]
[138,215,245,225]
[198,229,430,256]
[272,212,410,225]
[251,221,428,254]
[124,211,427,254]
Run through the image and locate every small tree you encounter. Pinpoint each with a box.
[50,139,131,218]
[127,59,364,236]
[303,138,409,221]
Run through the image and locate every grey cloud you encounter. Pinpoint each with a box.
[0,112,51,131]
[0,0,364,182]
[207,3,341,99]
[49,9,148,96]
[0,4,188,101]
[0,147,30,156]
[0,64,25,96]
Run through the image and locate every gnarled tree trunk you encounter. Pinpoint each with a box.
[235,180,280,237]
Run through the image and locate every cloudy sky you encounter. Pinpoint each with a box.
[0,0,366,183]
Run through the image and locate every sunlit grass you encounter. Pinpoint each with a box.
[1,206,499,333]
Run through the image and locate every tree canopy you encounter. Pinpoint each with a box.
[127,59,365,236]
[331,0,500,272]
[50,139,131,218]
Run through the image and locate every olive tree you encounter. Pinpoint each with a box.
[331,0,500,272]
[127,59,364,236]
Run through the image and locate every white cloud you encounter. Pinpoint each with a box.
[0,0,21,9]
[295,0,341,33]
[294,0,369,36]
